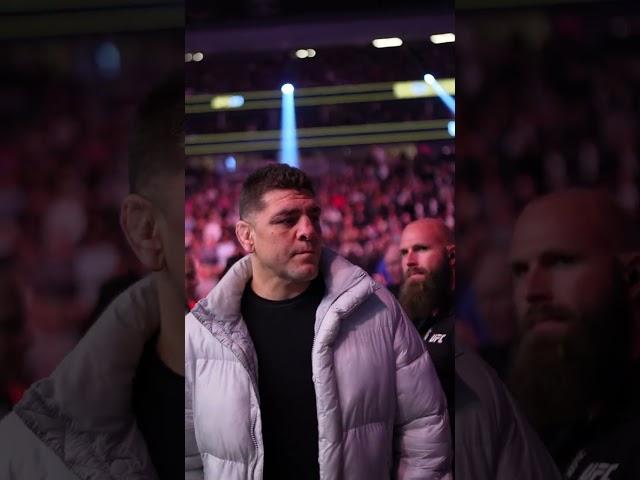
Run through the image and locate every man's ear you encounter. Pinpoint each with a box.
[446,244,456,269]
[235,220,255,254]
[446,243,456,289]
[120,194,164,271]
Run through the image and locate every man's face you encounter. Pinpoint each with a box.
[510,208,618,341]
[247,189,322,285]
[508,200,633,429]
[400,223,449,285]
[398,222,452,322]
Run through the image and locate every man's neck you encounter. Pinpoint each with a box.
[155,272,185,376]
[250,263,311,301]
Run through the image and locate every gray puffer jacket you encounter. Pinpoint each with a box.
[185,249,451,480]
[0,276,160,479]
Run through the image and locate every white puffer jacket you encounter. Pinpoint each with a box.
[0,276,160,479]
[185,249,451,480]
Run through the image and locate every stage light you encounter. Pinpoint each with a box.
[448,121,455,137]
[193,52,204,62]
[295,49,309,59]
[307,49,316,57]
[211,95,245,109]
[225,156,237,172]
[424,74,455,114]
[281,83,294,94]
[280,83,299,167]
[185,53,193,62]
[95,41,120,77]
[228,95,245,107]
[372,37,403,48]
[430,33,455,44]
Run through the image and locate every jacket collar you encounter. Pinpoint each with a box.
[14,276,160,479]
[200,248,377,326]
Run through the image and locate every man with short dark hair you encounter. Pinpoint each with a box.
[508,189,640,479]
[186,163,452,479]
[0,73,184,479]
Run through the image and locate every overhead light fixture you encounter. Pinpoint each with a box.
[281,83,294,95]
[193,52,204,62]
[185,53,193,62]
[295,48,316,59]
[372,37,403,48]
[430,33,455,44]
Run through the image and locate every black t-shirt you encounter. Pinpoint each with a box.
[422,314,455,433]
[132,334,184,480]
[241,276,325,480]
[561,366,640,480]
[562,409,640,479]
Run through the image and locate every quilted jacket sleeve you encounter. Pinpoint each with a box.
[185,313,204,480]
[391,299,452,480]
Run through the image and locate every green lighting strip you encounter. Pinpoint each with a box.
[186,129,451,156]
[185,81,398,104]
[186,78,454,113]
[186,119,449,144]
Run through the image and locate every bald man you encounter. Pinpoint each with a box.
[399,219,455,337]
[509,189,640,479]
[399,219,561,480]
[399,219,455,416]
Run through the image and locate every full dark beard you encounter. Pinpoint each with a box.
[508,269,633,436]
[399,263,452,329]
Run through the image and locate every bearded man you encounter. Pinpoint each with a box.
[508,189,640,479]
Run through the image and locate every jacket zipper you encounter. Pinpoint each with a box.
[196,312,262,473]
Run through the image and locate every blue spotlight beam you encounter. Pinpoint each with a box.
[424,74,455,115]
[279,84,299,167]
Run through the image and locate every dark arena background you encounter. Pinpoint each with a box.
[457,2,640,376]
[184,3,455,304]
[0,4,183,400]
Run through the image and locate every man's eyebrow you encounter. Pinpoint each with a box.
[270,208,301,219]
[399,243,428,253]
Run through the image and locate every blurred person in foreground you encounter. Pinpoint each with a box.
[185,164,451,479]
[399,218,560,479]
[0,74,184,479]
[509,189,640,479]
[0,269,30,420]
